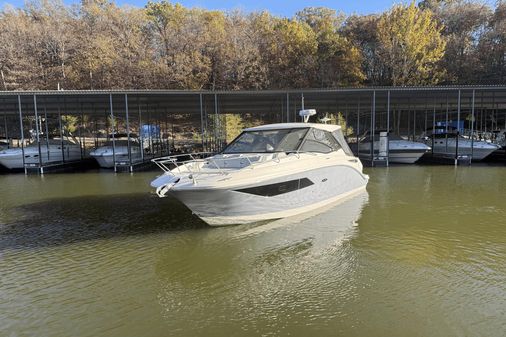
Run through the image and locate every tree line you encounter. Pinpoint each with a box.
[0,0,504,91]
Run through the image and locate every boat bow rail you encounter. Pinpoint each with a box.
[152,152,215,173]
[151,151,320,183]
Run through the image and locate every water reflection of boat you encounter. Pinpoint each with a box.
[154,192,369,330]
[239,191,369,247]
[151,115,369,226]
[0,139,82,169]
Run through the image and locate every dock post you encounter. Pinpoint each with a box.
[286,92,290,123]
[445,94,449,153]
[370,90,376,166]
[386,91,390,166]
[456,89,461,165]
[124,94,132,172]
[33,95,43,174]
[356,98,360,151]
[80,104,85,160]
[17,95,26,174]
[492,92,496,131]
[109,94,117,172]
[43,106,50,161]
[138,102,144,162]
[2,100,8,146]
[146,105,152,155]
[471,89,475,163]
[344,102,349,139]
[164,107,169,155]
[200,93,204,151]
[58,105,65,163]
[432,100,436,155]
[214,93,218,152]
[423,97,428,132]
[413,109,416,142]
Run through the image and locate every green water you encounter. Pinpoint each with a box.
[1,166,505,337]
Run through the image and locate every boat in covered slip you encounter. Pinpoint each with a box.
[484,129,506,162]
[151,119,369,226]
[90,134,142,168]
[421,127,500,161]
[357,131,430,164]
[0,139,82,169]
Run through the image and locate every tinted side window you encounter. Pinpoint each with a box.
[300,129,341,153]
[300,140,331,152]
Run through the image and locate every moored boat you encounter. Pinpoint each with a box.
[358,131,430,164]
[151,112,369,226]
[0,139,82,169]
[421,127,499,161]
[90,134,142,168]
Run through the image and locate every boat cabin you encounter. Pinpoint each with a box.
[222,123,354,156]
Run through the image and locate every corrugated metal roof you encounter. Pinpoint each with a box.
[1,84,506,96]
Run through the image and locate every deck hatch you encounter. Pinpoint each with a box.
[235,178,314,197]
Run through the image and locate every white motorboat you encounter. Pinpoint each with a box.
[358,131,430,164]
[0,139,82,169]
[421,127,499,161]
[492,129,506,148]
[90,136,142,168]
[151,114,369,226]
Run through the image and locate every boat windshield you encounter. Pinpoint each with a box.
[223,128,309,154]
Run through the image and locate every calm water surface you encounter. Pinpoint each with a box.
[1,166,505,336]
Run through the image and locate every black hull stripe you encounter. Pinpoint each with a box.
[235,178,314,197]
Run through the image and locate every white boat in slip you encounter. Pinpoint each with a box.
[422,127,499,161]
[151,111,369,226]
[358,131,430,164]
[0,139,82,169]
[90,136,142,168]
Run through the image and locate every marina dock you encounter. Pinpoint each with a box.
[0,86,505,174]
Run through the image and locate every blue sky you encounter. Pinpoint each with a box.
[0,0,499,16]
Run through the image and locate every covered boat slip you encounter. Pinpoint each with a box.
[0,86,505,173]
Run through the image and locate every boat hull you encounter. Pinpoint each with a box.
[168,165,368,226]
[429,143,498,160]
[0,148,82,169]
[358,140,429,164]
[387,149,428,164]
[91,153,141,168]
[359,149,427,164]
[90,147,142,168]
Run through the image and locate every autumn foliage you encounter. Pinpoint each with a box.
[0,0,504,90]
